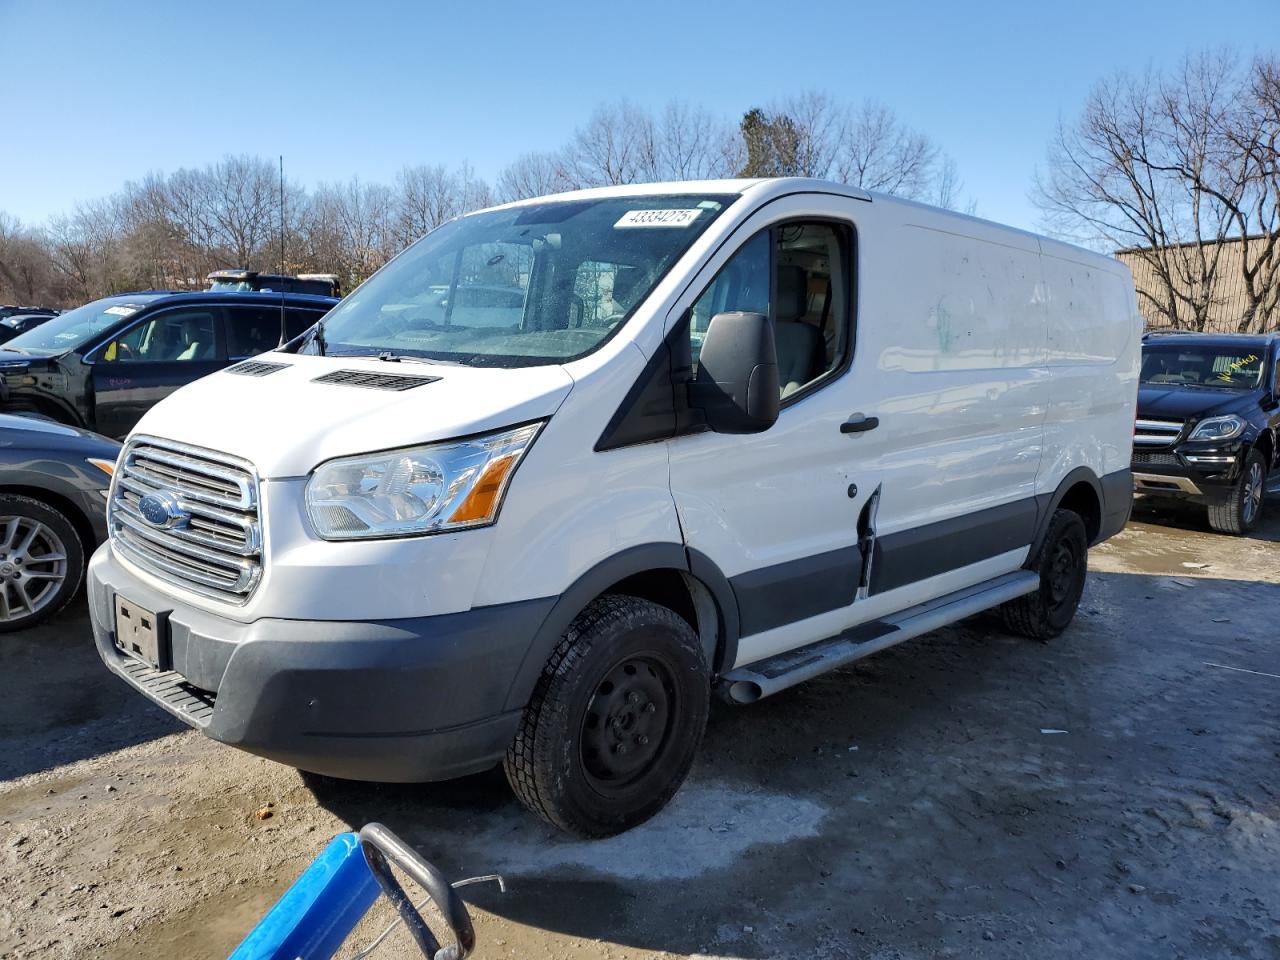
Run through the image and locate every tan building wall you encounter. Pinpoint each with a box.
[1115,236,1276,333]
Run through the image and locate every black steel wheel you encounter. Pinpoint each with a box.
[1001,509,1088,642]
[580,653,678,794]
[504,595,709,837]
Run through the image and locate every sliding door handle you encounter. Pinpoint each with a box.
[840,414,880,434]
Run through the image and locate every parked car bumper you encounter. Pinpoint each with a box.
[1130,442,1245,504]
[88,545,555,782]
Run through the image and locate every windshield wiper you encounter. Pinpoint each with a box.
[329,350,456,366]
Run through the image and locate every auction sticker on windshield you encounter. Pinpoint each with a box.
[615,209,703,228]
[104,305,139,317]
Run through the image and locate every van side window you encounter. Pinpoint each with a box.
[690,232,770,366]
[689,221,852,399]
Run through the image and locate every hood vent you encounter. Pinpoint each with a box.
[311,368,441,392]
[227,360,290,377]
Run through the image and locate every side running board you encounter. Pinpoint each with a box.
[720,570,1039,704]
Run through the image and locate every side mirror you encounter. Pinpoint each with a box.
[689,311,779,434]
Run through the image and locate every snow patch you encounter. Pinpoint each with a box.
[477,780,828,881]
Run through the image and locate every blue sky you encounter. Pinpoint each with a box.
[2,0,1276,232]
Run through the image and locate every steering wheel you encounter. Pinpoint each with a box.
[358,823,475,960]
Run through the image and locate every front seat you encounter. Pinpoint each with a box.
[175,319,213,361]
[774,265,822,397]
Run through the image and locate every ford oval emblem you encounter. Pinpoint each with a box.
[137,491,187,529]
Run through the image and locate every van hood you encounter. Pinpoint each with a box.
[1137,384,1258,421]
[131,354,575,477]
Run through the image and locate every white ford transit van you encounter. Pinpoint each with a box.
[90,178,1140,836]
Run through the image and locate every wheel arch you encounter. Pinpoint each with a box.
[0,484,96,561]
[501,544,740,712]
[1030,467,1104,557]
[1250,428,1275,472]
[4,396,84,429]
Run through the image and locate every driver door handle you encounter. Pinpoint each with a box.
[841,414,880,434]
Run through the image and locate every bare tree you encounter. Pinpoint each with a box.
[1,91,974,307]
[310,179,396,288]
[394,162,493,245]
[0,213,51,303]
[737,95,967,207]
[1036,51,1279,332]
[834,100,940,198]
[648,101,744,181]
[496,151,571,202]
[204,155,279,268]
[562,100,655,187]
[1214,55,1280,331]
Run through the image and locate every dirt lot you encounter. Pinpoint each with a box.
[2,495,1279,960]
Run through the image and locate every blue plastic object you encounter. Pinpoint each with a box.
[228,832,380,960]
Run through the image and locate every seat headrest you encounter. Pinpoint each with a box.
[776,266,808,322]
[611,266,645,307]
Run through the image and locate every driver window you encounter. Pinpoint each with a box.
[103,309,220,363]
[688,220,852,399]
[102,322,148,362]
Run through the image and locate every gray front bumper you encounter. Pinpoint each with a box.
[88,545,555,782]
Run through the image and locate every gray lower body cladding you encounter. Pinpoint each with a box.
[88,547,555,782]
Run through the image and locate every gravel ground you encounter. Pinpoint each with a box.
[2,494,1278,960]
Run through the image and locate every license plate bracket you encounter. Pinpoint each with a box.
[114,595,170,670]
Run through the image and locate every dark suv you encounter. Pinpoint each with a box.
[0,291,336,438]
[1132,332,1280,534]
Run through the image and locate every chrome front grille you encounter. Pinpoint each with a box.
[109,437,262,603]
[1134,418,1184,446]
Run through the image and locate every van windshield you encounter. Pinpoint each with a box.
[301,195,735,367]
[5,295,162,356]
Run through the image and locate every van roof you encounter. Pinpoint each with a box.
[478,177,1122,274]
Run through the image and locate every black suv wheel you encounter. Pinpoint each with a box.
[504,595,710,837]
[1207,449,1266,535]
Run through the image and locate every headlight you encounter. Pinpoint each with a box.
[1188,415,1245,442]
[305,422,542,540]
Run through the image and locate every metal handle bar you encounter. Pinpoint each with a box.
[357,823,476,960]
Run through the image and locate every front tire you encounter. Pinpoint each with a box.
[504,596,710,838]
[0,495,85,633]
[1207,449,1266,535]
[1001,509,1088,642]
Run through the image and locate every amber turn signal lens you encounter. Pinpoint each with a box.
[87,457,117,477]
[448,453,518,524]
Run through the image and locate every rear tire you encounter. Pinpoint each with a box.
[504,595,709,838]
[1001,509,1088,642]
[1207,449,1266,536]
[0,495,85,633]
